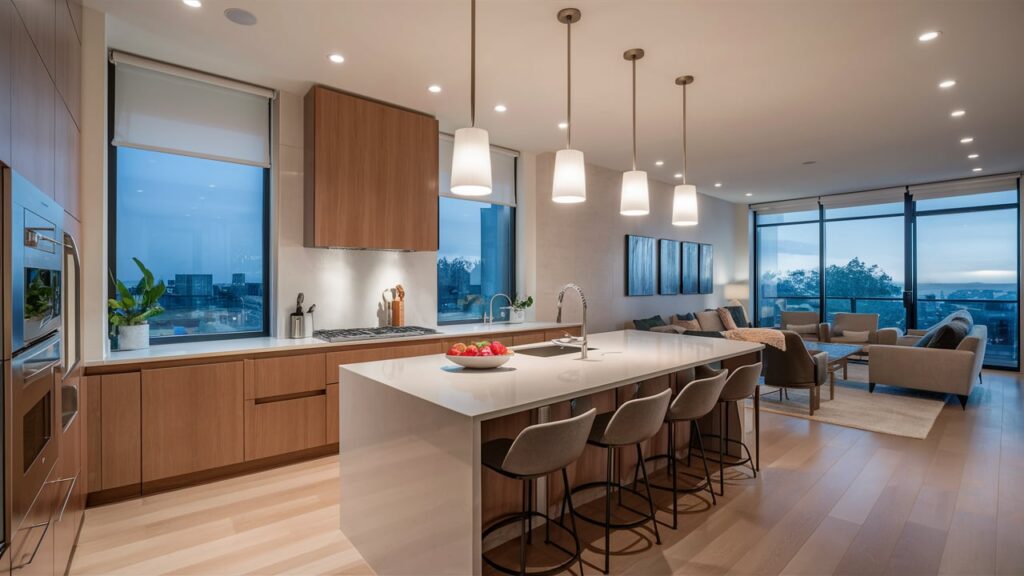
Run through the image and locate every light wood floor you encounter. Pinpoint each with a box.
[71,365,1024,575]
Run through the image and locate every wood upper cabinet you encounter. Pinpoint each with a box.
[0,0,13,166]
[11,0,55,79]
[141,362,245,482]
[11,10,54,197]
[54,97,78,217]
[304,85,439,251]
[54,0,78,125]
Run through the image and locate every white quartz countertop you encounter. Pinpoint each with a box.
[86,321,579,368]
[340,330,763,421]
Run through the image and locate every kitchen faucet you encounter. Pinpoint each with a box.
[556,283,588,359]
[485,293,512,325]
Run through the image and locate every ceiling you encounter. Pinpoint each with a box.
[86,0,1024,204]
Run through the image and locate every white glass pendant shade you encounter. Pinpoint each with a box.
[450,127,492,196]
[620,170,650,215]
[672,184,698,226]
[552,149,586,203]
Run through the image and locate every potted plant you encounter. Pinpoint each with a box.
[509,295,533,324]
[108,258,166,351]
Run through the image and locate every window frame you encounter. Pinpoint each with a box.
[436,156,518,327]
[106,62,272,345]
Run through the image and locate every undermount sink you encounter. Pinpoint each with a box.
[516,344,596,358]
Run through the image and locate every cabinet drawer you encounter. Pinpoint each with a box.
[11,467,59,575]
[247,395,326,460]
[253,353,325,399]
[512,332,545,346]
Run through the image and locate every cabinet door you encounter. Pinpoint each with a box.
[10,467,57,576]
[326,383,338,444]
[305,86,438,250]
[0,0,13,166]
[11,0,55,78]
[245,395,326,460]
[252,353,325,399]
[54,97,78,217]
[53,413,82,575]
[11,13,54,197]
[53,0,78,125]
[142,362,245,482]
[100,372,141,490]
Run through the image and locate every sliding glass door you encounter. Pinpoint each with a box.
[755,210,820,327]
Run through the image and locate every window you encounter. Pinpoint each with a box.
[755,218,820,327]
[109,53,272,343]
[437,137,517,324]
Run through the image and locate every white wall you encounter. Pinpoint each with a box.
[532,153,743,333]
[273,91,437,335]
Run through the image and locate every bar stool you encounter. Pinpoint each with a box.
[481,408,597,576]
[704,363,763,496]
[568,388,672,574]
[638,369,729,529]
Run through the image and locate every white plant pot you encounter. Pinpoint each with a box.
[509,309,526,324]
[118,324,150,351]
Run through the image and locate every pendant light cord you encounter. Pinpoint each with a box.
[682,82,687,185]
[631,58,637,171]
[566,20,572,149]
[470,0,476,127]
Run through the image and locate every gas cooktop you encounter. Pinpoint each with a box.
[313,326,440,343]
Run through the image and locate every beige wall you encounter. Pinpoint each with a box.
[532,153,744,333]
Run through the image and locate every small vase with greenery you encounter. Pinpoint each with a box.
[108,258,166,351]
[509,295,533,324]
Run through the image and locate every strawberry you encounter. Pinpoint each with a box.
[447,346,462,356]
[489,341,507,355]
[479,347,494,356]
[463,345,479,357]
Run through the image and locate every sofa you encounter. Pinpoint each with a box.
[867,311,986,408]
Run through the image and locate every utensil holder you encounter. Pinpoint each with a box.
[391,300,405,327]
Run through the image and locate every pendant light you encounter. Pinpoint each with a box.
[552,8,586,204]
[450,0,492,196]
[672,75,699,226]
[620,48,649,216]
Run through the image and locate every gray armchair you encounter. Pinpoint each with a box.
[780,311,821,341]
[763,330,829,415]
[819,312,900,346]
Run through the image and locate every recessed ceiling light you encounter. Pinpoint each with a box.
[950,109,965,117]
[428,84,442,93]
[557,122,568,130]
[714,182,722,188]
[968,153,979,159]
[918,31,940,42]
[674,173,683,179]
[182,0,201,7]
[960,137,974,144]
[494,104,507,113]
[938,79,956,89]
[972,167,983,172]
[224,8,257,25]
[328,53,345,64]
[802,160,817,165]
[745,193,753,197]
[654,160,664,166]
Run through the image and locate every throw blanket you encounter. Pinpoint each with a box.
[722,328,787,351]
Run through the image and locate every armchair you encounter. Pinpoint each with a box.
[780,311,821,341]
[763,330,829,415]
[819,312,900,346]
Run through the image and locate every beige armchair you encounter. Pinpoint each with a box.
[868,324,986,409]
[780,311,821,341]
[819,312,900,346]
[763,331,829,415]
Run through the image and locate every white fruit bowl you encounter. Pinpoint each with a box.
[445,352,514,370]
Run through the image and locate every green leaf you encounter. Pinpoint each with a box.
[133,257,155,290]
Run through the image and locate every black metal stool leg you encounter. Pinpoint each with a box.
[562,468,584,576]
[693,422,716,506]
[604,447,612,574]
[528,478,534,545]
[687,421,694,468]
[718,403,725,497]
[520,479,528,575]
[721,402,729,496]
[636,444,661,545]
[669,421,678,530]
[754,391,761,472]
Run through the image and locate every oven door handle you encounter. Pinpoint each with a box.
[64,232,82,378]
[11,521,50,570]
[51,476,77,522]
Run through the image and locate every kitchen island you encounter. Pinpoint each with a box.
[338,329,763,575]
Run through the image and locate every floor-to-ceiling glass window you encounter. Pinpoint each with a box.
[913,187,1019,368]
[823,197,906,330]
[754,205,821,327]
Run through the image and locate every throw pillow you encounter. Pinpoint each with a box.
[913,324,940,347]
[842,330,870,343]
[788,323,818,334]
[676,312,696,322]
[723,305,749,328]
[695,310,726,332]
[633,315,667,331]
[672,317,701,331]
[717,307,739,331]
[927,320,969,350]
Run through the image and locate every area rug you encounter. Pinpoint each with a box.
[751,379,946,439]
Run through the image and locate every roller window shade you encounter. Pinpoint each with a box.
[909,174,1021,200]
[112,53,273,168]
[439,134,518,206]
[819,187,906,208]
[750,197,820,214]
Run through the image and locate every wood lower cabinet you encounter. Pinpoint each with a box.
[304,85,438,251]
[141,362,245,482]
[326,383,339,444]
[252,353,325,399]
[99,372,141,490]
[245,395,326,460]
[10,466,58,576]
